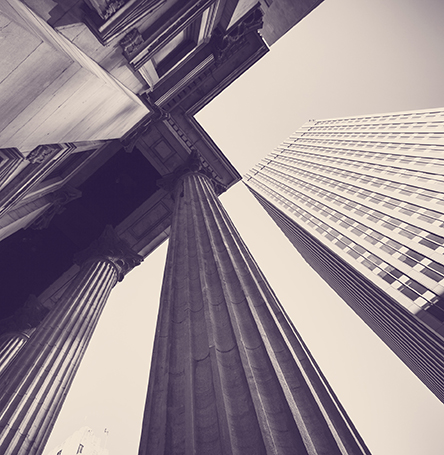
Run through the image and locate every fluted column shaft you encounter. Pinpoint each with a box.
[0,227,142,455]
[0,331,33,377]
[139,172,370,455]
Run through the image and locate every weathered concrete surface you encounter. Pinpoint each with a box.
[0,0,148,152]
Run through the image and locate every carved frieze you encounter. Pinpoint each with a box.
[26,145,63,165]
[120,28,144,55]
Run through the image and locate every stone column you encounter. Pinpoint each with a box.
[139,164,370,455]
[0,226,142,455]
[0,329,33,376]
[0,294,49,377]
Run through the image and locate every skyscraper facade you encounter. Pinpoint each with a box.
[244,108,444,403]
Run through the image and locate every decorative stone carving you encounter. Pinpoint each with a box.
[157,150,227,196]
[102,0,127,19]
[121,114,152,153]
[84,0,127,20]
[148,100,170,124]
[30,186,82,230]
[74,225,143,282]
[211,6,264,62]
[120,28,144,54]
[26,144,62,164]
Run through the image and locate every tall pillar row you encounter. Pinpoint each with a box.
[0,155,371,454]
[139,168,371,454]
[0,226,142,455]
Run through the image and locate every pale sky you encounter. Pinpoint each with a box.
[45,1,444,454]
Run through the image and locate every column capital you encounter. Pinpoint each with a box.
[74,225,143,281]
[157,151,227,196]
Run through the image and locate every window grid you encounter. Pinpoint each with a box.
[276,146,444,192]
[263,160,444,250]
[249,114,444,321]
[248,174,441,311]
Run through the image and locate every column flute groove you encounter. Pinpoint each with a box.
[30,262,117,445]
[139,154,371,455]
[192,175,306,453]
[196,173,365,454]
[0,226,142,455]
[190,174,269,454]
[191,179,241,455]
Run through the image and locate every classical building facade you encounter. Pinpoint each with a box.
[0,1,374,454]
[244,107,444,403]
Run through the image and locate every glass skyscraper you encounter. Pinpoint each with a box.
[244,108,444,403]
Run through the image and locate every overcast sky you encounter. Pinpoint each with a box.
[45,1,444,454]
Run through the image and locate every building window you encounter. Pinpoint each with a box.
[399,286,419,301]
[421,267,443,282]
[426,233,444,244]
[152,29,196,77]
[406,279,427,295]
[378,270,396,284]
[419,238,440,250]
